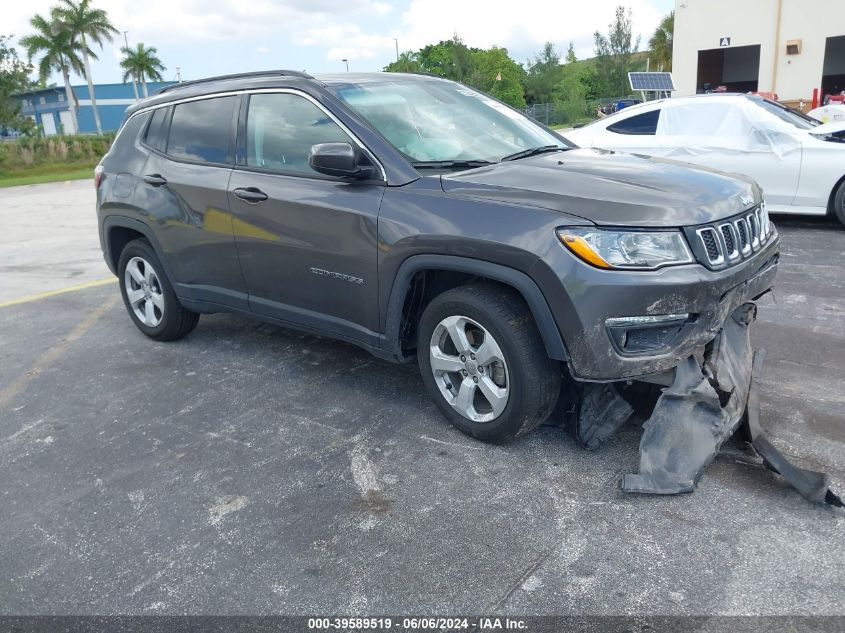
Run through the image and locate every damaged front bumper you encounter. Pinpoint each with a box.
[619,302,843,507]
[563,301,842,507]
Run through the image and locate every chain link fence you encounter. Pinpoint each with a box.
[525,96,644,127]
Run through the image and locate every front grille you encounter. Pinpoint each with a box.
[686,204,774,270]
[699,228,721,262]
[720,224,736,258]
[736,219,749,253]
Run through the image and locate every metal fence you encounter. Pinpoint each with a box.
[524,96,643,127]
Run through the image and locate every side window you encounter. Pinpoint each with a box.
[607,109,660,135]
[144,107,168,151]
[246,93,354,175]
[166,96,236,164]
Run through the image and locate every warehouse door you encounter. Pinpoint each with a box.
[697,45,760,93]
[822,35,845,100]
[41,113,57,136]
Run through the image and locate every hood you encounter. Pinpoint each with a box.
[440,148,760,228]
[811,120,845,135]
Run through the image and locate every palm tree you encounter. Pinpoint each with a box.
[20,13,84,134]
[51,0,118,135]
[648,11,674,72]
[120,43,165,98]
[385,51,421,73]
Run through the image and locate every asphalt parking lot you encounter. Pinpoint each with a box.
[1,180,843,615]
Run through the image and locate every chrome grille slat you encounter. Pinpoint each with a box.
[719,223,739,260]
[696,227,724,266]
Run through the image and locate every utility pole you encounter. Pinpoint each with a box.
[342,58,349,72]
[394,38,399,61]
[124,31,139,102]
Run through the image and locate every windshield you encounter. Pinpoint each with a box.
[753,98,820,130]
[330,79,572,165]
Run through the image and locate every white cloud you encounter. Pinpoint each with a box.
[296,24,396,61]
[395,0,664,59]
[7,0,670,81]
[298,0,666,64]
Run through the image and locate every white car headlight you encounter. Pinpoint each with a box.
[557,228,694,270]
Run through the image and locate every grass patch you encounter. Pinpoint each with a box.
[0,164,95,188]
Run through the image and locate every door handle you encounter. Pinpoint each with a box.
[142,173,167,187]
[233,187,268,203]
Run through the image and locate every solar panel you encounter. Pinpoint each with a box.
[628,72,675,92]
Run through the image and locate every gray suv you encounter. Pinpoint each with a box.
[97,71,837,504]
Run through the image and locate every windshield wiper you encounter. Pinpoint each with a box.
[411,159,495,170]
[500,145,569,162]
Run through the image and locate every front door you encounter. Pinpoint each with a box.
[227,91,385,344]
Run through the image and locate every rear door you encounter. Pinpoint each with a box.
[135,95,248,308]
[227,90,385,344]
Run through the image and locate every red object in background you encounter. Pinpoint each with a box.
[812,88,819,109]
[830,94,845,103]
[752,91,779,101]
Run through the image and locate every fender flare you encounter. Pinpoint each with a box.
[101,215,174,281]
[383,254,569,362]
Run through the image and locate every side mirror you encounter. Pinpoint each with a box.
[309,142,374,180]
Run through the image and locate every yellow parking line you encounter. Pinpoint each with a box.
[0,296,119,410]
[0,278,116,309]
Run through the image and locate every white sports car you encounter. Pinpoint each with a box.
[565,94,845,226]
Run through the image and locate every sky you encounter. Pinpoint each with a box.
[5,0,675,86]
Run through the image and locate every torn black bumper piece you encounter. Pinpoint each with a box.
[621,302,843,507]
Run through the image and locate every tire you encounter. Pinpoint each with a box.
[832,180,845,227]
[117,238,199,341]
[417,283,561,443]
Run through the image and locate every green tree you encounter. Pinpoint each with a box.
[469,46,526,108]
[120,43,165,98]
[20,13,84,134]
[648,10,674,71]
[384,50,422,73]
[565,41,578,64]
[524,42,562,105]
[593,5,640,97]
[51,0,118,134]
[0,35,36,133]
[416,35,477,82]
[384,35,527,108]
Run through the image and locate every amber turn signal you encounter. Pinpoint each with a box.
[557,232,612,269]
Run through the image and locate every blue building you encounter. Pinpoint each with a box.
[16,81,176,135]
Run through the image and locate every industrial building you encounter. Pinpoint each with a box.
[16,81,176,135]
[673,0,845,104]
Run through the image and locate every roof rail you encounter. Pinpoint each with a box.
[154,70,314,95]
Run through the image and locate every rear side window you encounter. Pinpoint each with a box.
[607,109,660,135]
[245,93,353,175]
[166,96,236,164]
[144,107,168,151]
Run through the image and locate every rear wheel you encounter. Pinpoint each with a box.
[417,284,561,442]
[832,180,845,227]
[118,238,199,341]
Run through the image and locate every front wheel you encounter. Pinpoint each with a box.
[832,180,845,227]
[417,284,561,442]
[118,238,199,341]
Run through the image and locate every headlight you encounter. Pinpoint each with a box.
[557,228,694,270]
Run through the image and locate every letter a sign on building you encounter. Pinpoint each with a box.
[720,37,731,47]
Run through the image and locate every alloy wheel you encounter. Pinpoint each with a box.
[124,256,165,327]
[428,315,510,423]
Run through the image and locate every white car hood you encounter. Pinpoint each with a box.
[812,120,845,135]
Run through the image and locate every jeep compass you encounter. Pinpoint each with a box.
[95,71,840,505]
